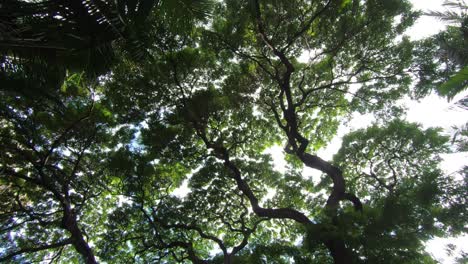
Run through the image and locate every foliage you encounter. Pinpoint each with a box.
[1,0,467,263]
[414,0,468,99]
[0,71,114,263]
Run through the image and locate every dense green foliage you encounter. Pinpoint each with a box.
[1,0,467,263]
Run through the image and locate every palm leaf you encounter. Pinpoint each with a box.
[442,0,468,10]
[426,10,464,23]
[425,1,467,24]
[437,65,468,99]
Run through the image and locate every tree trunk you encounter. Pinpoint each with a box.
[224,254,233,264]
[325,239,354,264]
[61,202,97,264]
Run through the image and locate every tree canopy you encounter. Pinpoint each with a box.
[1,0,467,263]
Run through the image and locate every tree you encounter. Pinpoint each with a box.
[0,73,115,263]
[1,0,467,263]
[413,0,468,99]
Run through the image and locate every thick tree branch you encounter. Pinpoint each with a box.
[194,126,313,225]
[165,241,208,264]
[60,199,97,264]
[248,2,364,263]
[0,238,72,262]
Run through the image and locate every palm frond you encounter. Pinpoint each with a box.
[426,10,465,23]
[1,0,214,77]
[442,0,468,10]
[437,66,468,100]
[454,96,468,110]
[0,0,164,75]
[425,1,467,24]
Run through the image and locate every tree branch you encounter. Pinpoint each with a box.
[0,238,72,262]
